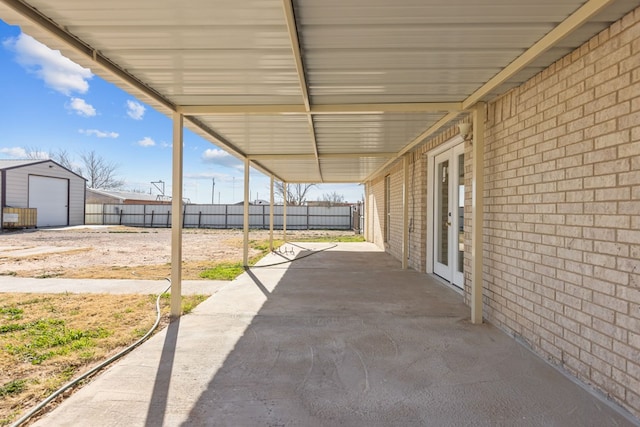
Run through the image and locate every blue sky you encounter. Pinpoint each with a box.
[0,20,364,204]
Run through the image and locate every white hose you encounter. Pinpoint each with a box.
[10,279,172,427]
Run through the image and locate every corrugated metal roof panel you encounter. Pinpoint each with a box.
[1,0,638,183]
[196,115,314,155]
[315,113,447,154]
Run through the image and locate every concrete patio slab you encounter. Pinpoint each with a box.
[28,242,637,426]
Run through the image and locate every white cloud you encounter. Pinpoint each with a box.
[79,129,119,138]
[137,137,156,147]
[68,98,96,117]
[4,33,93,95]
[0,147,50,159]
[202,148,241,168]
[0,147,28,158]
[126,100,145,120]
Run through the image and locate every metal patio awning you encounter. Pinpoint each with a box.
[0,0,638,184]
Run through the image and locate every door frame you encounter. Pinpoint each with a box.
[426,135,464,284]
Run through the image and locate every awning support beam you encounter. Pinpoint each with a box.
[402,155,410,269]
[282,182,288,242]
[269,176,275,252]
[243,158,250,267]
[471,102,486,324]
[170,112,183,318]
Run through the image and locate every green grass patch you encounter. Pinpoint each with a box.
[0,379,26,397]
[200,261,245,280]
[182,295,209,314]
[0,306,24,321]
[4,319,112,365]
[199,239,283,280]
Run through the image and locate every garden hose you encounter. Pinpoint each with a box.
[10,279,171,427]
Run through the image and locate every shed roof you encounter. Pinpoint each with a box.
[0,158,86,180]
[1,0,638,183]
[0,159,48,170]
[86,188,163,202]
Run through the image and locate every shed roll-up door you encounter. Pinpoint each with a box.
[28,175,69,227]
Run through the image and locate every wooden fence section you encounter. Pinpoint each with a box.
[85,203,355,230]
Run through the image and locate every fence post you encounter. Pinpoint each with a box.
[262,205,266,229]
[183,205,186,228]
[349,206,356,231]
[119,209,123,225]
[166,210,170,228]
[143,204,146,227]
[307,205,310,230]
[151,210,154,227]
[224,205,228,229]
[198,211,202,228]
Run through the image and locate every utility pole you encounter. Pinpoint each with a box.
[211,178,215,204]
[151,180,165,195]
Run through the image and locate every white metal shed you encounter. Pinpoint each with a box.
[0,159,86,228]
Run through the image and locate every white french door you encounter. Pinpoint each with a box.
[432,143,465,288]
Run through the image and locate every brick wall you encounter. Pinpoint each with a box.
[365,6,640,418]
[483,7,640,417]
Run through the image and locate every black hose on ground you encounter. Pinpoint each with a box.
[10,279,172,427]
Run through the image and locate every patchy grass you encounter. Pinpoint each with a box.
[199,261,245,280]
[0,292,208,426]
[200,239,284,280]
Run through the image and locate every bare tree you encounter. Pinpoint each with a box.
[49,149,80,174]
[24,146,49,160]
[20,146,122,188]
[23,146,78,173]
[275,182,316,205]
[78,150,125,189]
[321,191,345,207]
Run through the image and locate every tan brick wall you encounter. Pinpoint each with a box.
[365,6,640,419]
[483,7,640,418]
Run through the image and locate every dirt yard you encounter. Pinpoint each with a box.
[0,226,353,280]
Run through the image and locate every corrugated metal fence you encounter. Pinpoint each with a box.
[85,203,355,230]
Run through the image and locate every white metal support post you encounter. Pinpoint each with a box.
[282,182,287,242]
[402,155,409,269]
[243,158,250,267]
[170,112,183,318]
[365,182,370,241]
[471,102,486,324]
[269,176,274,251]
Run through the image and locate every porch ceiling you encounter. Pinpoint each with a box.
[1,0,638,183]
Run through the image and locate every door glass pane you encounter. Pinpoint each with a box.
[457,153,465,274]
[437,160,449,266]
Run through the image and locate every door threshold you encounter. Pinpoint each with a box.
[429,273,464,296]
